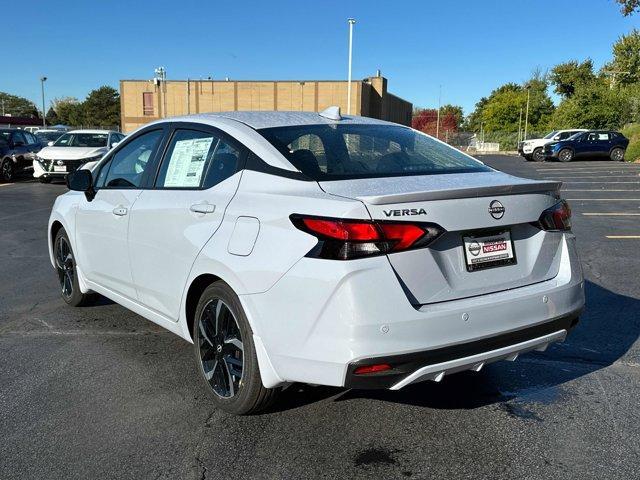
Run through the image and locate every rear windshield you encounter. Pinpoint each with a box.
[258,124,490,180]
[54,133,108,148]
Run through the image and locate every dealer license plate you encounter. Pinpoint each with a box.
[463,230,516,272]
[53,166,67,172]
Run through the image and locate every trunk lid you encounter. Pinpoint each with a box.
[319,171,564,305]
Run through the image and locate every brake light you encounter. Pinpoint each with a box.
[536,200,572,231]
[291,215,445,260]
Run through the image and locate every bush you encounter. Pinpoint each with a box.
[622,123,640,162]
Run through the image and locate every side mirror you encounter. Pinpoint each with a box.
[47,141,54,146]
[111,141,119,149]
[553,135,560,141]
[66,169,96,201]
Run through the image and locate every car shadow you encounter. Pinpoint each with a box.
[268,280,639,413]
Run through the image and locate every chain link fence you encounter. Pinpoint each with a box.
[428,130,547,153]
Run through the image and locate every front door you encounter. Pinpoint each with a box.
[75,129,165,300]
[128,126,245,321]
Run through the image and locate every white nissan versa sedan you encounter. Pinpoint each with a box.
[48,108,584,414]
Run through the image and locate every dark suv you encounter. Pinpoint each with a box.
[0,129,43,181]
[544,130,629,162]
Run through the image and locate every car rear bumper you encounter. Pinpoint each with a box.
[344,312,579,389]
[243,234,584,389]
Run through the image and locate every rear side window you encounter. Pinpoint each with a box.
[597,133,610,141]
[97,130,163,188]
[155,129,241,189]
[258,124,490,180]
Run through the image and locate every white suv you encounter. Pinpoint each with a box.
[519,129,587,162]
[48,110,584,414]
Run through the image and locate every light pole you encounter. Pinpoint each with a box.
[40,76,47,127]
[518,107,523,144]
[346,18,356,115]
[524,86,531,141]
[436,84,442,139]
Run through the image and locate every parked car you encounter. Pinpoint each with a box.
[33,129,125,183]
[518,129,587,162]
[0,129,43,181]
[543,130,629,162]
[34,129,65,147]
[49,109,584,414]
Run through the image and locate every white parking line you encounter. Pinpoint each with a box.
[0,183,14,188]
[606,236,640,239]
[583,213,640,216]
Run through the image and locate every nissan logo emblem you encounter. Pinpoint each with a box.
[488,200,505,220]
[468,242,481,256]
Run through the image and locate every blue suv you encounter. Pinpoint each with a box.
[543,130,629,162]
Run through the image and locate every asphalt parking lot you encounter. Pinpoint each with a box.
[1,156,639,480]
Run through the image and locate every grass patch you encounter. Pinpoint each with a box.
[622,124,640,162]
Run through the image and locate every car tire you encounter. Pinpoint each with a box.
[610,147,625,162]
[532,148,546,162]
[39,177,52,184]
[193,281,280,415]
[558,148,574,162]
[1,158,15,182]
[54,228,92,307]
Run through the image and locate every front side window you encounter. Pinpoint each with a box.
[98,130,163,188]
[54,133,109,148]
[258,124,490,180]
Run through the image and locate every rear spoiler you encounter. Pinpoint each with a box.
[356,181,562,205]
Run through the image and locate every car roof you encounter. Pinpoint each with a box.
[167,111,401,130]
[66,129,118,134]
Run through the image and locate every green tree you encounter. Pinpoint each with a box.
[82,86,120,128]
[549,59,596,98]
[45,107,59,125]
[53,97,83,126]
[615,0,639,15]
[467,76,554,134]
[551,82,632,129]
[603,29,640,86]
[0,92,39,117]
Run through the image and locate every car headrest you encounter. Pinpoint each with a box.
[291,149,320,174]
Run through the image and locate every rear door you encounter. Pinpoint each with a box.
[75,128,166,299]
[128,124,245,321]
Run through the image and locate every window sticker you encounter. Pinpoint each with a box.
[163,137,214,187]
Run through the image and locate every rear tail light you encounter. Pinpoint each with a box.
[353,364,392,375]
[536,200,572,231]
[291,215,445,260]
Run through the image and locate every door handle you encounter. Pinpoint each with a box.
[190,203,216,214]
[113,206,128,216]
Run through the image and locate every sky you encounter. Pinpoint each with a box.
[3,0,638,116]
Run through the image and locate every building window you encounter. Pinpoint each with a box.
[143,92,154,116]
